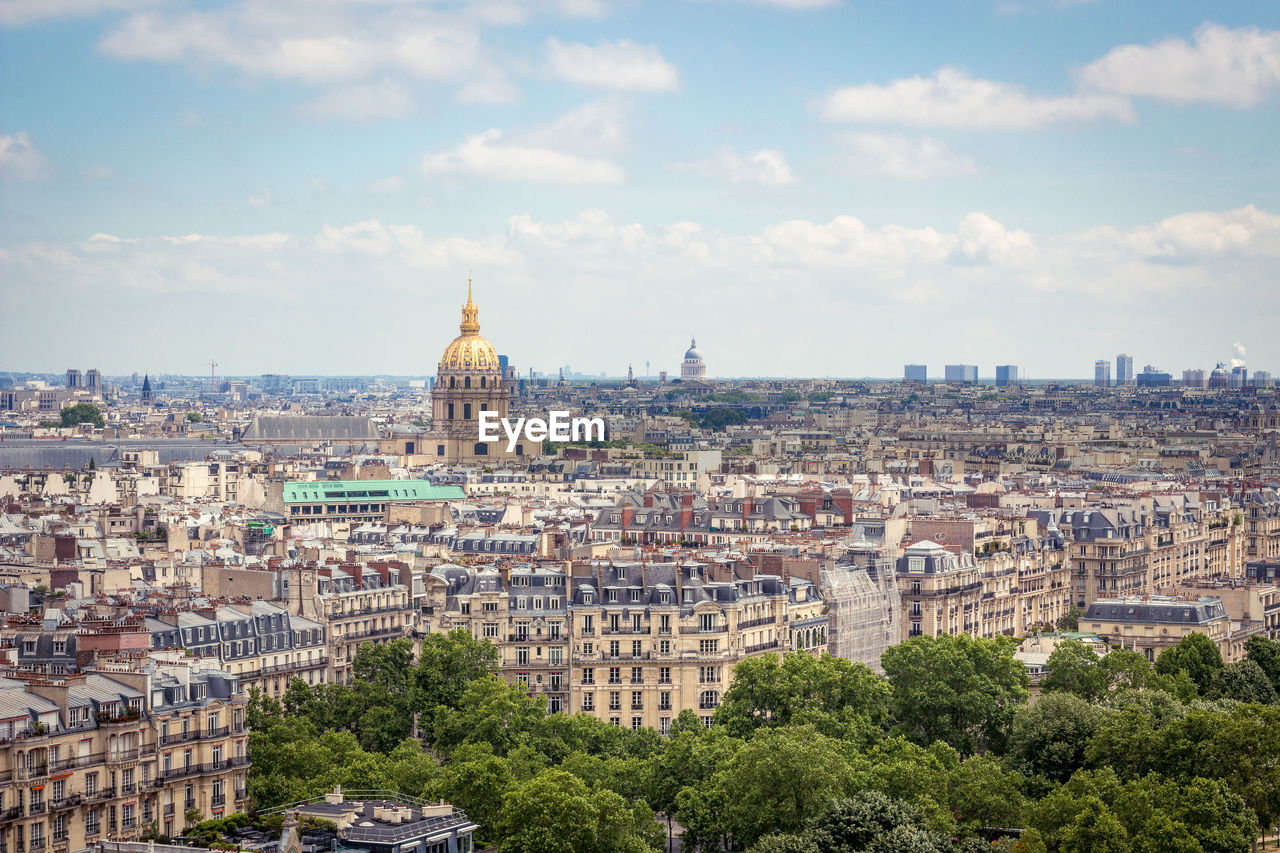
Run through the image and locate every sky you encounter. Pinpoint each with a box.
[1,0,1278,380]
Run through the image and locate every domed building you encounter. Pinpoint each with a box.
[426,281,536,462]
[681,337,707,382]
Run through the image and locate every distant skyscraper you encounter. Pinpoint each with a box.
[1253,370,1273,388]
[1182,369,1207,388]
[904,364,927,383]
[1116,353,1134,386]
[944,364,977,384]
[1095,360,1111,387]
[1137,366,1172,387]
[995,365,1018,387]
[1231,366,1248,388]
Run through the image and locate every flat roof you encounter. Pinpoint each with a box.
[284,480,464,504]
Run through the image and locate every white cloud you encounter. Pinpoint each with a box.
[1078,24,1280,107]
[0,132,49,181]
[816,67,1134,129]
[82,164,116,180]
[371,176,405,194]
[247,190,272,208]
[677,146,797,186]
[545,38,679,91]
[840,132,977,180]
[0,0,156,27]
[299,79,415,120]
[422,129,625,184]
[522,98,629,154]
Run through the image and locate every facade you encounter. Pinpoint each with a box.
[1094,360,1111,387]
[944,364,977,384]
[422,558,828,733]
[0,661,249,853]
[282,479,464,524]
[903,364,927,384]
[1116,353,1134,385]
[426,283,537,464]
[681,338,707,382]
[995,365,1018,387]
[1082,595,1258,662]
[896,540,1072,641]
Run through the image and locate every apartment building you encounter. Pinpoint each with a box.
[1081,594,1262,663]
[0,660,248,853]
[897,539,1072,641]
[310,563,412,685]
[422,558,828,734]
[1244,488,1280,560]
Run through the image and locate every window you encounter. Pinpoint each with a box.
[632,640,643,657]
[659,717,671,736]
[437,445,445,456]
[632,716,643,730]
[582,693,595,711]
[608,667,621,684]
[483,623,498,639]
[631,613,642,631]
[516,647,530,666]
[699,639,719,654]
[609,692,621,711]
[700,613,717,631]
[659,691,671,711]
[609,641,620,658]
[660,639,671,655]
[631,691,643,710]
[582,668,594,685]
[631,666,643,683]
[658,667,671,684]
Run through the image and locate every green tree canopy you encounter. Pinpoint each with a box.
[1154,633,1223,695]
[60,402,104,428]
[881,634,1029,755]
[496,768,661,853]
[1005,692,1111,782]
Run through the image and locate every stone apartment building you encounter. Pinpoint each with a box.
[421,557,827,734]
[1081,594,1263,663]
[0,659,248,853]
[896,539,1073,641]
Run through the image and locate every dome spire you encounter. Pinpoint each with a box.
[460,274,480,335]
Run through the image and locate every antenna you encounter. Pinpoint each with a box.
[208,359,218,394]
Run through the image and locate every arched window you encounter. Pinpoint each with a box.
[480,376,486,388]
[473,442,489,456]
[449,377,455,388]
[464,403,472,420]
[699,690,720,710]
[465,376,471,389]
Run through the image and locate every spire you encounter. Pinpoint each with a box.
[460,275,480,335]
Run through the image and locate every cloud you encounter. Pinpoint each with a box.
[1078,24,1280,107]
[247,190,272,208]
[82,164,116,181]
[422,129,625,184]
[522,98,629,153]
[0,0,156,27]
[0,132,49,181]
[545,38,679,91]
[840,132,977,179]
[677,146,797,186]
[299,78,415,120]
[371,176,405,194]
[816,67,1134,129]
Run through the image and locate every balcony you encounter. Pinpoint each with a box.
[211,794,226,808]
[84,825,101,839]
[29,839,45,852]
[86,787,115,803]
[164,804,176,817]
[121,782,138,796]
[108,748,141,763]
[28,802,47,816]
[743,640,780,654]
[1,805,21,821]
[50,795,82,811]
[738,616,776,630]
[122,816,137,830]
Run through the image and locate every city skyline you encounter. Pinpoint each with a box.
[3,2,1279,375]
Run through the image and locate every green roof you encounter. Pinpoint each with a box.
[283,479,464,504]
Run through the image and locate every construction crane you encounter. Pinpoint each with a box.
[208,358,218,393]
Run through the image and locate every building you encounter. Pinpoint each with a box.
[277,787,476,853]
[1253,370,1274,388]
[1082,595,1258,663]
[681,337,707,382]
[423,558,828,733]
[903,364,927,384]
[1116,353,1134,385]
[995,365,1018,387]
[944,365,977,384]
[1182,369,1207,388]
[1231,366,1248,388]
[426,281,538,463]
[1094,360,1111,387]
[66,370,82,390]
[281,479,464,524]
[1137,366,1172,387]
[141,374,152,404]
[0,659,249,853]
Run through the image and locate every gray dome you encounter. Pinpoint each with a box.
[684,338,703,360]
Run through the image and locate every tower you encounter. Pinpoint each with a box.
[141,374,152,403]
[428,279,534,462]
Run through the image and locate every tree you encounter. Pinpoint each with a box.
[413,628,500,714]
[1005,692,1110,782]
[60,402,104,428]
[747,834,820,853]
[1060,797,1130,853]
[496,768,660,853]
[1056,605,1082,632]
[1211,659,1278,704]
[713,651,891,738]
[881,634,1029,755]
[1041,641,1107,702]
[694,725,860,849]
[186,411,203,422]
[1244,635,1280,693]
[432,675,546,757]
[1154,634,1222,695]
[806,791,944,853]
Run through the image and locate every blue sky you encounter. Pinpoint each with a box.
[2,0,1278,379]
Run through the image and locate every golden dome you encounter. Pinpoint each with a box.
[439,279,501,373]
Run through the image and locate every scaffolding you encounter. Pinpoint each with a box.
[822,557,900,673]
